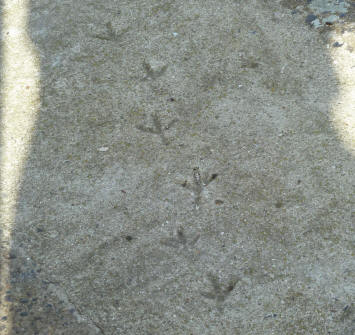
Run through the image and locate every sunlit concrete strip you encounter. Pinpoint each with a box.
[0,0,40,333]
[328,27,355,154]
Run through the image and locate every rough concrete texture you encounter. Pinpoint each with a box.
[0,0,354,334]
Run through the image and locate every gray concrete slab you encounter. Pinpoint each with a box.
[0,0,354,334]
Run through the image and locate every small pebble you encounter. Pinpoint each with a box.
[305,14,317,24]
[324,15,339,25]
[333,42,343,48]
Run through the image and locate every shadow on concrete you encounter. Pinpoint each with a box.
[1,0,354,334]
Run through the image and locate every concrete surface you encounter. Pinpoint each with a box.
[0,0,354,334]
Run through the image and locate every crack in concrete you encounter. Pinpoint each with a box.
[45,280,107,335]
